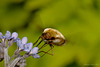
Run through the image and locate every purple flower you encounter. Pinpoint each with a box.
[32,54,40,58]
[0,31,18,41]
[30,47,39,54]
[17,37,27,50]
[29,47,40,58]
[12,32,18,40]
[17,37,33,52]
[0,32,3,39]
[24,43,33,52]
[22,37,27,44]
[5,31,11,39]
[17,39,24,50]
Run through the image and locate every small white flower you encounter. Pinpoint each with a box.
[17,39,22,47]
[5,31,11,39]
[22,37,27,44]
[30,47,39,54]
[17,39,24,50]
[12,32,18,39]
[24,43,33,52]
[17,37,33,52]
[32,54,40,58]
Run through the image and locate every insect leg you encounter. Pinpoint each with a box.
[39,43,48,50]
[38,51,53,56]
[38,45,54,57]
[50,44,54,55]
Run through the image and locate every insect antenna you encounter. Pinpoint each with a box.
[36,39,43,47]
[33,37,41,46]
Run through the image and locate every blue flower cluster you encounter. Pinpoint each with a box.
[17,37,40,58]
[0,31,40,59]
[0,31,18,41]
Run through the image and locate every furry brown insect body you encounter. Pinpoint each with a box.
[34,28,66,56]
[41,28,66,46]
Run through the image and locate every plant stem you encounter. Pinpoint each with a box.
[4,47,9,67]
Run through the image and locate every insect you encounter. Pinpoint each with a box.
[34,28,66,56]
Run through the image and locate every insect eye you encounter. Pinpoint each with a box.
[51,37,55,40]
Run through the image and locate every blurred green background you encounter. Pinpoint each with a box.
[0,0,100,67]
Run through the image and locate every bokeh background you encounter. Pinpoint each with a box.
[0,0,100,67]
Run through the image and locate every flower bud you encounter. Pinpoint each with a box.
[22,37,27,44]
[12,32,18,39]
